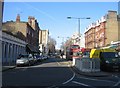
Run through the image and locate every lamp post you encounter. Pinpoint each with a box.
[67,17,90,45]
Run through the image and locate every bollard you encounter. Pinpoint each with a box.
[72,58,75,66]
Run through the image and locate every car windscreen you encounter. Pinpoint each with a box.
[101,52,116,58]
[21,55,29,58]
[71,45,79,49]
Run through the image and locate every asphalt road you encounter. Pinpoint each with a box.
[2,58,120,88]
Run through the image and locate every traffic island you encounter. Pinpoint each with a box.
[71,57,112,77]
[71,66,111,77]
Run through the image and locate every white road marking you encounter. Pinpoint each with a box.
[68,65,70,67]
[47,85,56,88]
[114,80,120,86]
[113,75,120,86]
[72,81,90,87]
[77,76,115,83]
[114,75,120,87]
[62,73,75,84]
[56,62,61,66]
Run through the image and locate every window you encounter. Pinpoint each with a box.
[27,28,28,34]
[32,33,34,37]
[96,28,98,32]
[100,32,104,38]
[70,45,80,49]
[95,35,99,39]
[29,30,30,35]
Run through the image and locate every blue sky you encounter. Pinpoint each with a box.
[3,2,118,49]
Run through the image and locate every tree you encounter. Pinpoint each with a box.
[47,36,56,54]
[48,36,56,45]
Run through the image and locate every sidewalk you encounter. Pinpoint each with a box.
[71,66,111,77]
[1,66,16,72]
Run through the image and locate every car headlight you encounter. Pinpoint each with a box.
[24,60,28,62]
[105,60,110,63]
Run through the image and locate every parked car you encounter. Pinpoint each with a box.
[100,52,120,71]
[16,54,35,66]
[34,55,42,62]
[33,55,38,63]
[41,55,48,60]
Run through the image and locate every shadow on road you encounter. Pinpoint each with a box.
[2,64,73,87]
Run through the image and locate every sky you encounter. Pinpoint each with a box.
[3,1,118,49]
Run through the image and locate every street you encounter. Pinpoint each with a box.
[1,1,120,88]
[2,58,120,88]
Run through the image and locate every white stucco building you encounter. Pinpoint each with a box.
[39,29,49,55]
[71,32,85,48]
[1,32,27,66]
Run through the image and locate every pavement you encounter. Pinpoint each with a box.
[1,66,16,72]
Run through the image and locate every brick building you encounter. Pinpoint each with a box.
[85,10,120,49]
[2,14,40,53]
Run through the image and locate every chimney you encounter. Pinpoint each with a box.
[107,10,117,19]
[16,14,20,22]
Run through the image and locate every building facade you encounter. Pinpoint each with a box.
[1,31,27,66]
[85,10,120,49]
[2,14,40,53]
[28,16,40,48]
[85,23,95,48]
[71,32,79,45]
[118,9,120,41]
[39,30,49,54]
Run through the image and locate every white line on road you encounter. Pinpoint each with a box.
[62,73,75,84]
[77,76,115,83]
[47,85,56,88]
[114,76,120,86]
[72,81,90,87]
[56,62,61,66]
[113,75,120,86]
[114,80,120,86]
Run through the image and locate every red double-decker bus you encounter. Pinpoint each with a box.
[66,44,81,60]
[80,48,91,57]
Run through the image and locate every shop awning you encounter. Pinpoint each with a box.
[26,44,40,53]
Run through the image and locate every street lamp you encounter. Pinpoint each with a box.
[67,16,90,46]
[67,17,90,36]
